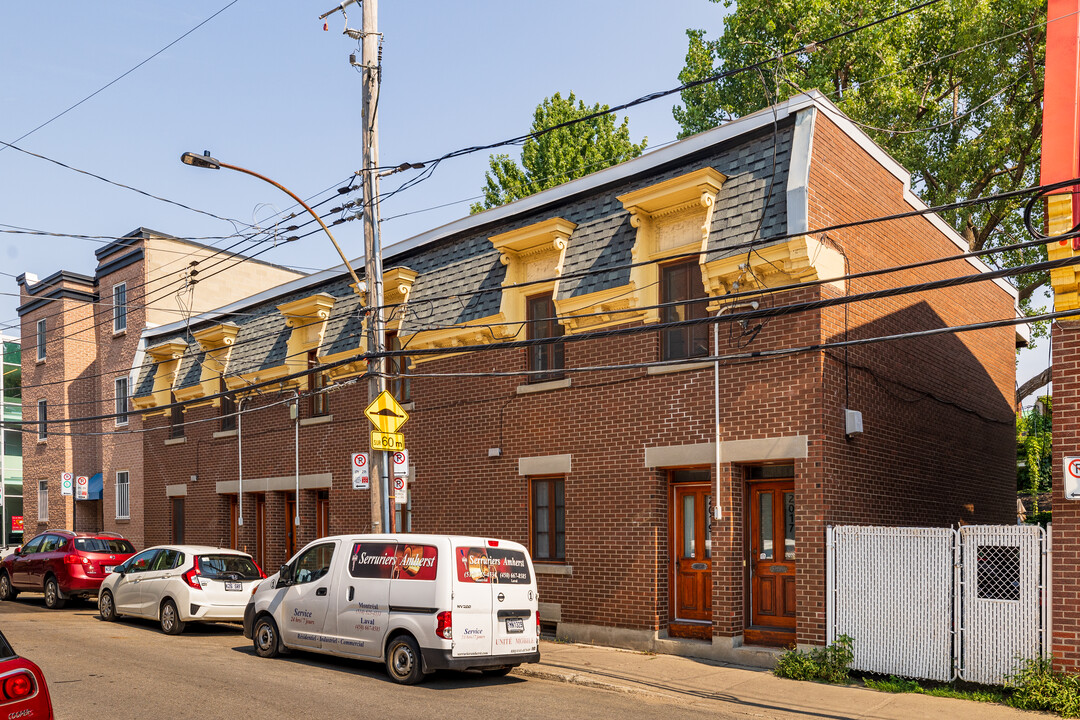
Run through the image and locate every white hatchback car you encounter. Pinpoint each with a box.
[98,545,264,635]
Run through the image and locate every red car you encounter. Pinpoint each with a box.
[0,628,52,719]
[0,531,136,609]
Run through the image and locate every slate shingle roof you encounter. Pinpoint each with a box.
[136,118,794,393]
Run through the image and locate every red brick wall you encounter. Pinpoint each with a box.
[1052,320,1080,672]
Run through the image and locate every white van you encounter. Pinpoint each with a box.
[243,534,540,684]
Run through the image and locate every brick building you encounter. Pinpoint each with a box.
[131,92,1018,664]
[17,228,304,548]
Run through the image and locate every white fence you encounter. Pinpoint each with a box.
[826,524,1047,685]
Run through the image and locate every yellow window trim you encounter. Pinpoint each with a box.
[490,218,576,328]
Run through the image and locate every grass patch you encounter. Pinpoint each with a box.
[861,675,1006,704]
[773,635,854,684]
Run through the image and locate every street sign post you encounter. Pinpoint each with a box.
[371,431,405,452]
[393,450,409,477]
[364,390,409,433]
[75,476,89,501]
[351,452,370,490]
[60,473,73,497]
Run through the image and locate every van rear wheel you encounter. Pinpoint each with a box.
[385,635,424,685]
[253,616,282,658]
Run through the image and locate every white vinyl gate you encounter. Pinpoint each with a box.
[826,525,1047,685]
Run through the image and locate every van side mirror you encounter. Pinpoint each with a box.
[278,564,293,587]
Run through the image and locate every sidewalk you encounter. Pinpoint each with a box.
[518,640,1046,719]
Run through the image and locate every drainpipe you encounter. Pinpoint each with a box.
[237,397,246,527]
[291,391,300,529]
[713,300,760,520]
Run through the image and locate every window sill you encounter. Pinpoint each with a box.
[115,421,128,428]
[400,402,415,412]
[516,377,571,395]
[534,563,572,576]
[112,329,127,338]
[36,358,45,365]
[36,438,47,445]
[164,437,187,446]
[213,429,238,439]
[646,360,714,376]
[300,415,333,427]
[115,517,130,523]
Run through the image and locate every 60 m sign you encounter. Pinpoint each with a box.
[371,430,405,451]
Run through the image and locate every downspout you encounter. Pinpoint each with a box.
[291,391,300,530]
[237,397,246,527]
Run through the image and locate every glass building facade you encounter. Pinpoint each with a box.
[1,337,22,546]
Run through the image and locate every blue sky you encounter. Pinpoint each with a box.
[0,0,1046,390]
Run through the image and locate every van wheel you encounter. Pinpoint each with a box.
[385,635,424,685]
[98,591,117,621]
[0,573,17,601]
[160,599,185,635]
[482,666,515,677]
[43,577,66,609]
[253,616,282,658]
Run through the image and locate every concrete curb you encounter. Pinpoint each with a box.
[512,665,681,702]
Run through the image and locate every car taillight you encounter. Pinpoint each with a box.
[183,557,202,590]
[436,611,452,640]
[537,612,541,637]
[63,553,89,565]
[2,671,35,701]
[253,561,266,579]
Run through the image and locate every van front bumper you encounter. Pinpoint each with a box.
[421,648,540,673]
[242,602,255,639]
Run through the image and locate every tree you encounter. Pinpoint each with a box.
[673,0,1047,332]
[1016,398,1051,523]
[471,92,647,213]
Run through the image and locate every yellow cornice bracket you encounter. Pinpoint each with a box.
[383,266,418,332]
[277,293,337,328]
[489,218,577,326]
[145,340,188,408]
[192,323,240,351]
[618,168,727,325]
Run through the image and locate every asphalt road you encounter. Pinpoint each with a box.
[0,594,707,720]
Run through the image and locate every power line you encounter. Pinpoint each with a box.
[1,1,242,151]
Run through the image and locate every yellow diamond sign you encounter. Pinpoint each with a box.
[365,390,409,433]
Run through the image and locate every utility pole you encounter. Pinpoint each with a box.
[360,0,389,534]
[319,0,390,533]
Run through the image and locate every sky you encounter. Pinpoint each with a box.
[0,0,1050,399]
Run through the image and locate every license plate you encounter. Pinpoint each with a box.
[505,617,524,634]
[103,566,115,573]
[224,581,242,591]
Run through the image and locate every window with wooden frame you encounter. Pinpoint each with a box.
[526,294,565,383]
[660,260,709,361]
[308,351,329,417]
[114,377,129,426]
[169,392,184,439]
[36,319,46,361]
[219,378,237,432]
[531,476,565,561]
[37,399,47,441]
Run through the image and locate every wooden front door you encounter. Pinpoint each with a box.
[672,484,712,629]
[748,481,796,640]
[255,496,266,570]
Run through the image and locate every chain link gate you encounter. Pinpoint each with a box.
[827,525,1047,685]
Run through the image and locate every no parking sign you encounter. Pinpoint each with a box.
[75,475,89,501]
[1065,457,1080,500]
[351,452,369,490]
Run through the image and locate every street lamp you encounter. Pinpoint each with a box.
[180,151,365,292]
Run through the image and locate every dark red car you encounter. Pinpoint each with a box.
[0,531,136,609]
[0,628,52,719]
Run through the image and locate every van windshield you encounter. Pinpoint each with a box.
[198,555,262,580]
[74,538,136,554]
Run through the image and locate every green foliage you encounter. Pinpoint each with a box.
[1017,398,1052,502]
[471,92,647,212]
[674,0,1048,337]
[862,674,1006,703]
[774,635,854,684]
[1007,657,1080,717]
